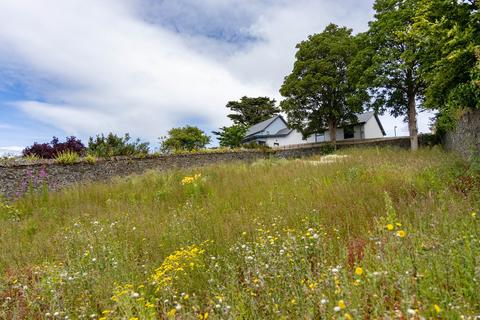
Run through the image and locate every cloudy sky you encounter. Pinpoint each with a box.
[0,0,434,155]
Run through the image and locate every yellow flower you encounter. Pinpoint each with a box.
[434,304,442,313]
[290,298,297,305]
[386,224,394,231]
[472,211,477,218]
[199,312,209,319]
[129,318,139,320]
[338,300,346,310]
[167,309,177,318]
[344,313,353,320]
[354,267,363,276]
[396,230,406,238]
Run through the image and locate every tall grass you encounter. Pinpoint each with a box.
[0,147,478,319]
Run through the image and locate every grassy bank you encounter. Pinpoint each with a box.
[0,147,479,319]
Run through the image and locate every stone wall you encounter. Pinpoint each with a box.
[0,136,419,199]
[444,109,480,159]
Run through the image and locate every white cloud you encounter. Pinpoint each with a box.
[0,146,23,157]
[0,0,432,144]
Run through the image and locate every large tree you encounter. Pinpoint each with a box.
[226,96,279,127]
[160,126,211,153]
[280,24,366,145]
[357,0,426,150]
[412,0,479,132]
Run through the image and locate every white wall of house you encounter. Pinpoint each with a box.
[364,117,384,139]
[264,130,316,147]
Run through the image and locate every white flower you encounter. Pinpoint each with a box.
[331,268,339,274]
[45,313,52,317]
[91,258,97,263]
[279,249,285,255]
[131,292,140,298]
[313,234,319,239]
[407,309,416,315]
[53,312,60,316]
[320,299,328,305]
[175,304,182,311]
[333,306,341,312]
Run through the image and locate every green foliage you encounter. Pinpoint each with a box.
[160,126,211,153]
[411,0,479,132]
[87,133,150,158]
[54,151,80,165]
[212,125,247,148]
[226,96,279,126]
[280,24,366,142]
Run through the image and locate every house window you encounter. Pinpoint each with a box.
[315,132,325,142]
[344,126,355,139]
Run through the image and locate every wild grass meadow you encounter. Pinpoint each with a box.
[0,147,479,319]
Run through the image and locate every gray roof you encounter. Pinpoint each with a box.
[355,111,375,123]
[245,115,284,137]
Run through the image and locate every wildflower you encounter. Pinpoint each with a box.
[129,318,139,320]
[166,309,176,318]
[338,300,346,310]
[199,312,209,319]
[407,309,416,315]
[344,313,353,320]
[355,267,363,276]
[290,298,297,305]
[334,306,341,312]
[320,298,328,305]
[386,224,394,231]
[396,230,406,238]
[434,304,442,313]
[472,211,477,218]
[176,304,182,311]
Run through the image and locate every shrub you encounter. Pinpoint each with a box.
[84,154,97,164]
[22,136,86,159]
[87,133,149,157]
[55,151,80,165]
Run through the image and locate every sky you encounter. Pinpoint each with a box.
[0,0,434,155]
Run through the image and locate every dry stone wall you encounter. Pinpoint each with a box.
[444,109,480,159]
[0,137,420,199]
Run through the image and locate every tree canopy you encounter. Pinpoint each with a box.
[160,126,211,153]
[280,23,366,144]
[226,96,279,127]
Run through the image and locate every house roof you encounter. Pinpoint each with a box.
[355,111,386,136]
[244,115,286,138]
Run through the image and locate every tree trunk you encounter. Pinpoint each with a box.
[407,92,418,151]
[329,119,337,149]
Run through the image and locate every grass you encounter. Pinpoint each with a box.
[0,147,479,319]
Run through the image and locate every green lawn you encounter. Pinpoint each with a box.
[0,147,479,319]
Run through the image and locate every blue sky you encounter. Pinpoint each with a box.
[0,0,434,155]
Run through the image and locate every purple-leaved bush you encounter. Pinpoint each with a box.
[22,136,86,159]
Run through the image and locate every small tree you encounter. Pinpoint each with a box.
[226,96,280,126]
[160,126,211,153]
[280,24,366,145]
[212,125,247,148]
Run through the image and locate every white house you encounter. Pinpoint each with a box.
[243,111,386,147]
